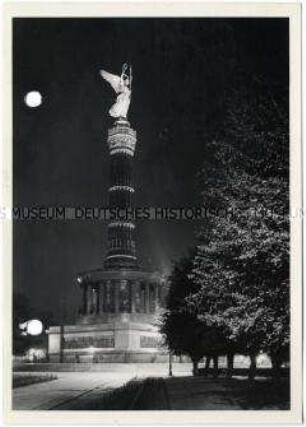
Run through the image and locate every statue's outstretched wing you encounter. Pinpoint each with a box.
[100,70,121,94]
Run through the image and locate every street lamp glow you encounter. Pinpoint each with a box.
[26,319,43,336]
[24,91,42,108]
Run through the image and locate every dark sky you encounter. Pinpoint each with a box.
[13,18,288,322]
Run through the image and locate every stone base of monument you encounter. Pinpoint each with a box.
[46,267,165,363]
[47,315,166,363]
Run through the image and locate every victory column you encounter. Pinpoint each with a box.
[47,65,164,363]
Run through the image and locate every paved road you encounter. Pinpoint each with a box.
[13,372,134,410]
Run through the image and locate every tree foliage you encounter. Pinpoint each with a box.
[191,78,289,362]
[162,77,289,367]
[161,253,230,368]
[161,255,204,363]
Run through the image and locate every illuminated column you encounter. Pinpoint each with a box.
[104,119,137,270]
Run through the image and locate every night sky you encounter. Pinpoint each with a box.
[13,18,288,322]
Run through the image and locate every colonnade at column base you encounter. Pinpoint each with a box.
[76,268,162,319]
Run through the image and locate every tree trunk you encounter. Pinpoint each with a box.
[226,353,234,379]
[192,359,199,376]
[213,356,219,378]
[169,353,173,377]
[204,356,211,377]
[248,353,257,380]
[270,354,282,380]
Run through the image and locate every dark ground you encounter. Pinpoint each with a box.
[54,376,290,410]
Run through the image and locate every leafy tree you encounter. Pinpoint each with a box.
[161,255,201,374]
[161,254,230,375]
[191,77,289,372]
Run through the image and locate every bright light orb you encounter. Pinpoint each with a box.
[26,319,43,336]
[24,91,42,108]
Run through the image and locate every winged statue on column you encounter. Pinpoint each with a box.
[100,63,132,119]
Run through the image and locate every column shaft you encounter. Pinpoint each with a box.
[131,281,136,313]
[82,285,88,314]
[96,287,100,313]
[114,281,119,313]
[154,284,159,310]
[145,282,150,313]
[87,286,92,314]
